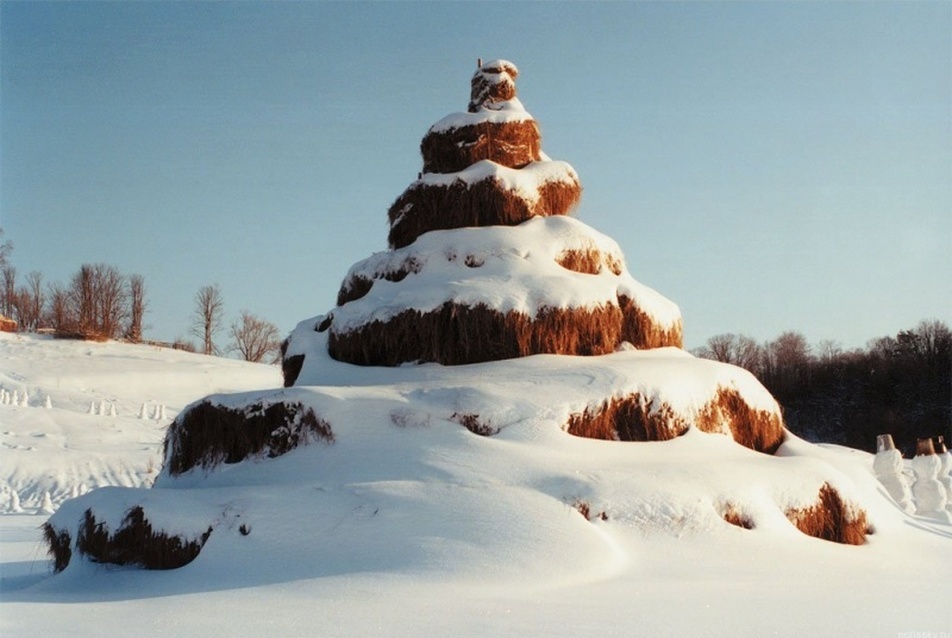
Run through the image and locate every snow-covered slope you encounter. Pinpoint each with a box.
[0,333,280,512]
[2,332,950,638]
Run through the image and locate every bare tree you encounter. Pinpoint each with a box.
[191,284,224,355]
[0,229,11,268]
[1,265,16,319]
[45,281,70,332]
[125,274,147,342]
[63,263,128,339]
[229,310,281,363]
[694,333,762,373]
[13,271,45,331]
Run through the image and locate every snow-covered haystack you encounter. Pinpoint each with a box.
[390,60,581,249]
[42,59,890,577]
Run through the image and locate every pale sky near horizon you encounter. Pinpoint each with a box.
[2,1,949,352]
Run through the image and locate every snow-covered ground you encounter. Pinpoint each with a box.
[1,332,950,638]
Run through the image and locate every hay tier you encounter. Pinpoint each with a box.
[320,59,681,369]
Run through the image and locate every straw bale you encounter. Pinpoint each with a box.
[617,294,683,350]
[557,247,624,276]
[74,506,212,570]
[696,386,785,454]
[451,412,497,436]
[282,354,304,388]
[164,400,334,476]
[388,175,581,249]
[565,393,686,442]
[329,301,627,367]
[720,504,755,530]
[469,60,519,112]
[785,483,869,545]
[421,119,541,174]
[565,386,784,454]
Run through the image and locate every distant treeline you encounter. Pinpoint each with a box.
[693,320,952,455]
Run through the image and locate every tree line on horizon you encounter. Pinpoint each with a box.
[692,320,952,456]
[0,230,281,363]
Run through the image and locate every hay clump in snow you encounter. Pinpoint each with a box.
[387,168,581,249]
[421,119,541,174]
[73,506,211,571]
[564,386,784,455]
[42,523,72,573]
[557,247,623,276]
[164,400,334,476]
[469,59,520,112]
[328,299,679,367]
[785,483,869,545]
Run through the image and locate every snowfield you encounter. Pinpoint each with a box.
[1,332,950,638]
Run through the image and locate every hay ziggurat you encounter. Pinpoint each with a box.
[44,59,873,574]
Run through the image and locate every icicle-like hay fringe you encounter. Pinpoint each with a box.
[328,297,680,367]
[785,483,869,545]
[421,120,541,174]
[164,400,334,476]
[388,176,581,249]
[564,387,784,455]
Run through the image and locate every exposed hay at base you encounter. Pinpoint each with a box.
[329,301,643,367]
[421,120,541,174]
[76,506,212,570]
[572,500,609,522]
[281,354,304,388]
[43,523,72,573]
[556,247,624,276]
[565,386,783,455]
[785,483,869,545]
[696,387,785,455]
[388,175,581,249]
[451,412,497,436]
[617,295,683,350]
[164,400,334,476]
[565,393,687,442]
[719,504,755,530]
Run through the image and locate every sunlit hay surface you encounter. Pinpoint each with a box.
[421,120,541,174]
[164,400,334,476]
[556,247,624,276]
[387,176,581,249]
[785,483,870,545]
[695,387,785,455]
[328,299,679,367]
[565,387,784,455]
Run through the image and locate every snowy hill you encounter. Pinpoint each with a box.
[2,332,951,638]
[0,332,280,512]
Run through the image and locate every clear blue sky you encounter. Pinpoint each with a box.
[2,1,949,351]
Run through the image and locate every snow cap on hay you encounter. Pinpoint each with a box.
[470,59,519,112]
[388,164,581,249]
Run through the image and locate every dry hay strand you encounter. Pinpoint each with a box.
[695,386,785,455]
[719,504,755,530]
[43,523,72,573]
[421,119,541,174]
[565,393,688,442]
[451,412,497,436]
[469,60,519,112]
[617,295,683,350]
[164,400,334,476]
[329,301,631,367]
[388,175,581,249]
[785,483,869,545]
[566,386,783,455]
[572,500,609,522]
[75,506,212,570]
[556,247,623,276]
